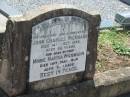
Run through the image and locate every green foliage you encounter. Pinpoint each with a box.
[99,30,130,57]
[113,42,130,56]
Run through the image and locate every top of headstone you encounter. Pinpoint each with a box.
[11,4,100,21]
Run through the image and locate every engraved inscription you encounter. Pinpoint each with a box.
[29,16,89,82]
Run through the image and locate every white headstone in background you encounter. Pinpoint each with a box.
[29,16,89,82]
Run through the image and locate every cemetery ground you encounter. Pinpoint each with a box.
[97,29,130,73]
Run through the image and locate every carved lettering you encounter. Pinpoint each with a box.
[29,16,88,82]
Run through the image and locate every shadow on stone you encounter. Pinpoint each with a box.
[116,92,130,97]
[120,0,130,5]
[0,88,9,97]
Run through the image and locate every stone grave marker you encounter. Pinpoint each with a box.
[0,4,100,97]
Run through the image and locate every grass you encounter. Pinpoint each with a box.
[98,29,130,57]
[96,29,130,72]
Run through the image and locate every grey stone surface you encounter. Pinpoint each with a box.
[0,67,130,97]
[117,92,130,97]
[2,0,130,19]
[0,89,8,97]
[0,14,7,33]
[0,0,130,30]
[1,0,130,26]
[14,67,130,97]
[0,4,100,96]
[0,1,22,17]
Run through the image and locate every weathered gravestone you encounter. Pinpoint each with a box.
[0,4,100,97]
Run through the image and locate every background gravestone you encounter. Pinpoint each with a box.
[0,4,100,97]
[120,0,130,5]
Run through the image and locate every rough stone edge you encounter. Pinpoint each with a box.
[13,67,130,97]
[0,33,4,58]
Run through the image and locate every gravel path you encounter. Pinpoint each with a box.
[3,0,130,19]
[0,0,130,32]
